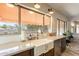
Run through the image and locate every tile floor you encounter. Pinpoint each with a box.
[62,37,79,56]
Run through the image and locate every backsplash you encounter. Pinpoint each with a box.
[0,35,21,44]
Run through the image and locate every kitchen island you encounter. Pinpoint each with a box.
[0,35,66,56]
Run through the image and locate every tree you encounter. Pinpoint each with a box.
[1,24,7,29]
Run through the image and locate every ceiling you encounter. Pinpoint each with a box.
[48,3,79,20]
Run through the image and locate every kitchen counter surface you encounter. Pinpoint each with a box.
[0,41,34,56]
[0,35,65,56]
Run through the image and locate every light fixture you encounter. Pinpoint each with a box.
[34,3,40,9]
[48,8,54,14]
[6,3,15,8]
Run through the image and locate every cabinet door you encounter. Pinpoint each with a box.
[39,53,45,56]
[47,42,54,52]
[54,39,61,56]
[44,42,54,56]
[61,38,66,53]
[34,45,45,56]
[45,48,54,56]
[12,48,34,56]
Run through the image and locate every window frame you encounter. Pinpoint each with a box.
[57,18,66,35]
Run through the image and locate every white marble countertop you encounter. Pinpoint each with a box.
[0,35,65,56]
[0,41,34,56]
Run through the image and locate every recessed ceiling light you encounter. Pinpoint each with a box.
[34,3,40,9]
[6,3,15,8]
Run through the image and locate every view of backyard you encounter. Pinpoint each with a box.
[0,22,19,35]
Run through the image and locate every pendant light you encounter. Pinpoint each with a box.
[48,8,54,14]
[34,3,40,9]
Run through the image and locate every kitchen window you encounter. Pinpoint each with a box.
[60,20,65,35]
[0,3,51,44]
[56,19,66,35]
[20,6,51,39]
[0,4,19,35]
[21,8,44,38]
[76,24,79,33]
[44,15,51,33]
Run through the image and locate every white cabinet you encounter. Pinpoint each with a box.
[45,41,54,53]
[34,41,54,56]
[34,44,45,56]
